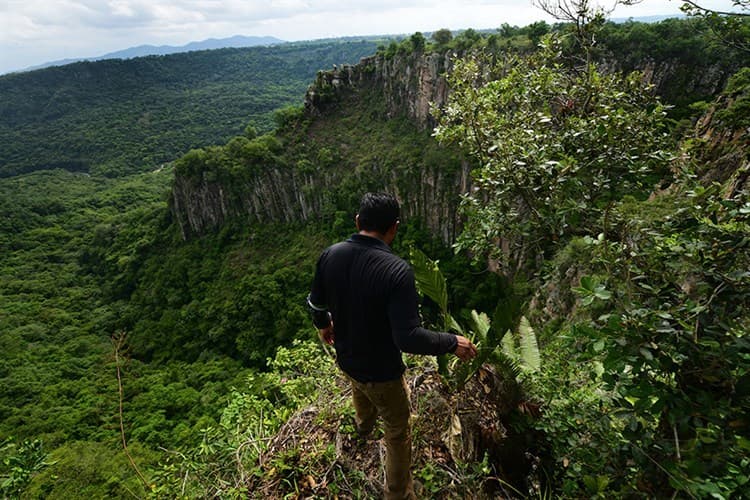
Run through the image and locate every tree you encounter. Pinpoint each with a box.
[681,0,750,52]
[523,20,551,46]
[431,28,453,46]
[244,124,258,140]
[532,0,642,64]
[453,28,482,51]
[433,36,672,277]
[410,32,426,52]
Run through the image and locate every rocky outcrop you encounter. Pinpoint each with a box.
[172,168,328,239]
[692,86,750,196]
[305,51,453,130]
[172,158,471,242]
[636,58,730,102]
[171,45,744,242]
[172,50,469,242]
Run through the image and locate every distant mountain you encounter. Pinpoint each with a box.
[22,35,285,72]
[611,14,686,23]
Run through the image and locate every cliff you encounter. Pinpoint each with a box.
[691,68,750,196]
[170,45,744,242]
[171,50,469,242]
[305,50,453,129]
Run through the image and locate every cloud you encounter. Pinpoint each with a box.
[1,0,740,74]
[2,0,501,41]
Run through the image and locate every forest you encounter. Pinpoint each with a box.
[0,39,379,178]
[1,6,749,499]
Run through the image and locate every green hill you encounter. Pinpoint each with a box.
[1,17,749,499]
[0,40,379,177]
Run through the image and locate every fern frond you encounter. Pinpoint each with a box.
[518,316,540,372]
[487,347,523,383]
[501,329,516,359]
[469,310,490,344]
[409,247,448,312]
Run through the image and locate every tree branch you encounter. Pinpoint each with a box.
[113,331,152,492]
[682,0,750,16]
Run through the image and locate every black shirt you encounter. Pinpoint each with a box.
[309,233,458,382]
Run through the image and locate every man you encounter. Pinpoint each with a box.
[307,192,478,499]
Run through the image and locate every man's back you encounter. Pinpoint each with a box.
[310,233,418,382]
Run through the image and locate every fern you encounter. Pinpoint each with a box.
[469,310,490,344]
[518,316,540,372]
[409,247,448,312]
[501,330,517,359]
[408,246,541,388]
[500,317,540,373]
[487,347,523,383]
[410,247,453,376]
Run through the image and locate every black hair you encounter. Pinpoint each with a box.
[357,192,400,234]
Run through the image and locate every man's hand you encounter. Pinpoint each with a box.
[318,323,335,345]
[453,335,478,361]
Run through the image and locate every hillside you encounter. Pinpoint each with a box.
[20,35,286,72]
[161,19,750,498]
[1,16,748,499]
[0,39,379,177]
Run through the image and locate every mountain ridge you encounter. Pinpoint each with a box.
[13,35,286,74]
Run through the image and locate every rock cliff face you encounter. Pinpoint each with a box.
[172,168,328,239]
[633,58,731,103]
[692,85,749,196]
[172,50,469,241]
[306,51,453,129]
[170,46,742,241]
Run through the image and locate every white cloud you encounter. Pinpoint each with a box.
[0,0,743,74]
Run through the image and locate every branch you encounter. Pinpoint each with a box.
[682,0,750,17]
[113,331,152,492]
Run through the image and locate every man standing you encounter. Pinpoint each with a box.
[308,192,478,499]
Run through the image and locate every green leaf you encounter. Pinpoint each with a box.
[518,316,540,371]
[639,347,654,361]
[593,286,611,300]
[501,329,517,359]
[446,313,465,336]
[409,247,448,313]
[580,275,595,291]
[469,310,490,343]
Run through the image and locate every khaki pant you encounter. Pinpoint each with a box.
[347,375,416,500]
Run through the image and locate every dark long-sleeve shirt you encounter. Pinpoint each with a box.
[308,233,457,382]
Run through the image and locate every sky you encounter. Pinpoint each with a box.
[0,0,742,74]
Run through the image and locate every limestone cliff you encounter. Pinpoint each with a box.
[305,51,453,130]
[171,50,469,241]
[170,45,742,242]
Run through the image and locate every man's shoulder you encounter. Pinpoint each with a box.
[317,240,355,265]
[320,237,410,272]
[323,240,354,256]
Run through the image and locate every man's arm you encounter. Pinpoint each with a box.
[307,294,334,344]
[388,267,477,360]
[308,251,334,344]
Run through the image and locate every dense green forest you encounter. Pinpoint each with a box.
[1,13,749,499]
[0,40,379,178]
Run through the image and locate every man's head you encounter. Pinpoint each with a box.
[356,192,400,237]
